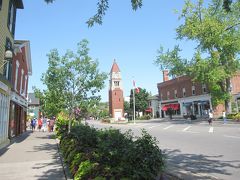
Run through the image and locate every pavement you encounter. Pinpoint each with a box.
[0,130,66,180]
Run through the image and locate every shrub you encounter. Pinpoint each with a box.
[226,113,236,119]
[233,113,240,121]
[125,129,165,179]
[56,121,165,179]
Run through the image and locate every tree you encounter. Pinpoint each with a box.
[44,0,142,27]
[37,39,107,120]
[130,88,150,115]
[44,0,235,27]
[155,0,240,113]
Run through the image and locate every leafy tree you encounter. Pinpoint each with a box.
[130,88,150,115]
[124,100,131,116]
[37,39,107,121]
[44,0,142,27]
[44,0,235,27]
[155,0,240,113]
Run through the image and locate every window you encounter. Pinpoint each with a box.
[192,86,195,95]
[14,60,19,91]
[24,75,27,96]
[20,69,24,94]
[174,90,178,98]
[167,91,170,99]
[7,1,16,35]
[0,0,2,10]
[114,81,119,87]
[182,88,186,97]
[202,84,207,93]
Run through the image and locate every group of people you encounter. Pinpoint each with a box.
[207,110,227,125]
[30,116,55,132]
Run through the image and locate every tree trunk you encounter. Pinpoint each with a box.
[225,78,232,114]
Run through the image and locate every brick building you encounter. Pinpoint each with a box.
[157,71,240,118]
[9,40,32,138]
[109,60,124,120]
[0,0,23,148]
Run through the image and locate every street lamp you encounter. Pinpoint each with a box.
[0,49,13,68]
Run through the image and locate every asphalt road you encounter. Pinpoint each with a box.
[87,119,240,180]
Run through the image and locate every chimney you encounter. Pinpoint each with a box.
[163,70,169,82]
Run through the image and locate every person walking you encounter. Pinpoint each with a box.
[208,109,213,125]
[223,110,227,124]
[42,117,47,132]
[38,117,43,131]
[30,118,36,132]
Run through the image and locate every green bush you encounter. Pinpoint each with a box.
[56,121,165,179]
[137,114,152,120]
[226,113,236,119]
[233,113,240,121]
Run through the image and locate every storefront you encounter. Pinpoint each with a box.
[0,82,11,148]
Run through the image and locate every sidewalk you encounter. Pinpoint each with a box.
[0,130,65,180]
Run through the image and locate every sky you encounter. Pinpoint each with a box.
[15,0,197,102]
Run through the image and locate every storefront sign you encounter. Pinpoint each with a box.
[10,91,27,107]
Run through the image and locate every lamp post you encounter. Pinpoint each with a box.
[1,49,13,68]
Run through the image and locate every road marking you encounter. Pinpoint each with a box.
[163,125,174,130]
[182,126,192,132]
[224,135,240,139]
[209,127,214,133]
[148,124,162,129]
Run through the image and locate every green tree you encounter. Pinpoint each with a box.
[130,88,150,115]
[124,101,131,116]
[155,0,240,113]
[44,0,235,27]
[37,39,107,121]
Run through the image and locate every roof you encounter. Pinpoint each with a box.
[110,59,120,73]
[14,40,32,75]
[28,93,40,105]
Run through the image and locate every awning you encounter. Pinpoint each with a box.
[145,108,152,112]
[162,104,180,111]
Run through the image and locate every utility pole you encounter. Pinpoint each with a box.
[133,88,136,124]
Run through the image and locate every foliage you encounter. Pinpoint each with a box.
[233,113,240,121]
[44,0,235,27]
[155,0,240,112]
[56,119,165,179]
[125,129,165,179]
[37,39,107,119]
[130,88,150,113]
[136,114,152,120]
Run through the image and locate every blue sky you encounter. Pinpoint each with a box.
[15,0,196,102]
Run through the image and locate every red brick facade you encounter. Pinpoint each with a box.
[158,71,240,118]
[109,61,124,120]
[9,40,31,138]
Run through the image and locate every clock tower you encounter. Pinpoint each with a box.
[109,60,124,120]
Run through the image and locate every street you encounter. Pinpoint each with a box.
[87,119,240,180]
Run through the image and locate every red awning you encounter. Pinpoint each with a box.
[145,108,152,112]
[162,104,180,111]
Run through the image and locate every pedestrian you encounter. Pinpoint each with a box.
[223,110,227,124]
[49,117,55,132]
[42,117,47,132]
[208,109,213,125]
[30,118,36,132]
[38,117,43,131]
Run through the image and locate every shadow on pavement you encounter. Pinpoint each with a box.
[31,139,65,180]
[0,130,31,156]
[164,149,240,179]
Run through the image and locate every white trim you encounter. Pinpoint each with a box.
[14,60,20,91]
